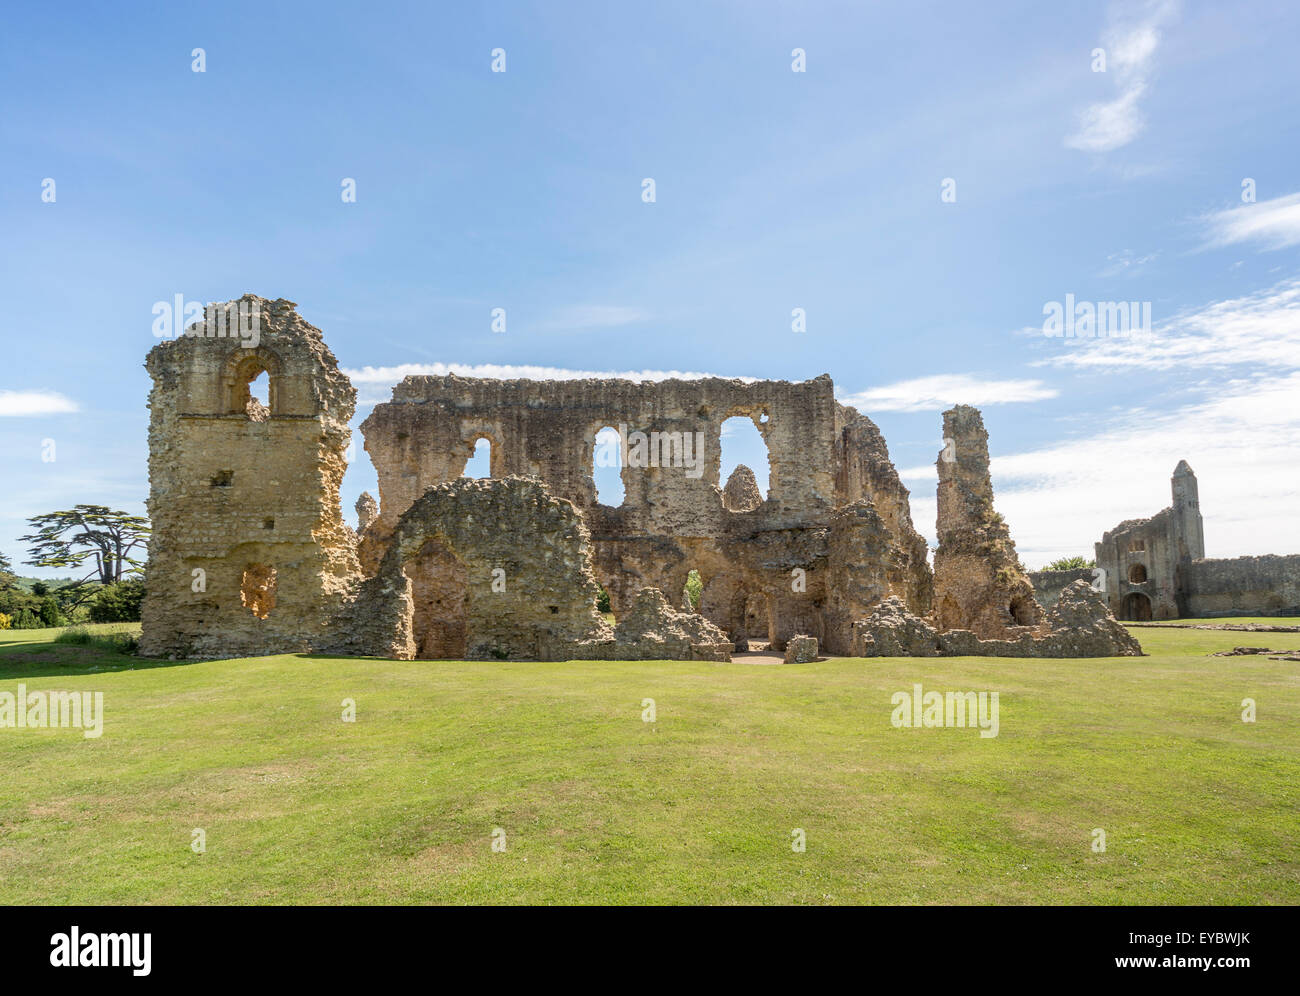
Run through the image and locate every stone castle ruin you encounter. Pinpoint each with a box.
[139,296,1141,661]
[1031,461,1300,620]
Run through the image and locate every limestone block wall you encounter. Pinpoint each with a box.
[1184,555,1300,616]
[139,296,361,658]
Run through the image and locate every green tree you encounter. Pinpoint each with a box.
[21,505,150,587]
[0,551,16,590]
[37,595,63,627]
[89,579,146,623]
[1044,555,1096,571]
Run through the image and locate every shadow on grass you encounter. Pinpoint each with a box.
[0,642,199,680]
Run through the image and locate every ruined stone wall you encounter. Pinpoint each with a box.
[342,476,613,660]
[1028,568,1096,609]
[1184,555,1300,617]
[139,296,361,659]
[1094,509,1180,620]
[932,405,1043,639]
[359,372,932,655]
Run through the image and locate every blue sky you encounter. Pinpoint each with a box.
[3,0,1299,576]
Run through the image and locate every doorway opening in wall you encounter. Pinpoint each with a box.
[1121,592,1153,621]
[592,426,625,506]
[461,437,492,479]
[738,591,770,651]
[720,414,770,510]
[405,537,468,659]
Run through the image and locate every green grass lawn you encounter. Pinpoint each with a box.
[1133,617,1300,627]
[1,622,1297,905]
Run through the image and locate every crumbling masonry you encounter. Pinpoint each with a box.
[140,296,1138,661]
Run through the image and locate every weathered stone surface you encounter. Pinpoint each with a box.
[337,476,612,661]
[360,372,934,655]
[933,405,1043,639]
[853,581,1142,658]
[574,586,733,661]
[783,634,819,663]
[853,597,942,657]
[355,491,379,534]
[139,296,361,659]
[1039,580,1144,656]
[722,464,763,512]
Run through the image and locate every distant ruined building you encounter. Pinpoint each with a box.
[1030,462,1300,620]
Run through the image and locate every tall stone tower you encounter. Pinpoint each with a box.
[933,405,1043,638]
[1170,460,1205,617]
[1171,460,1206,562]
[139,296,361,658]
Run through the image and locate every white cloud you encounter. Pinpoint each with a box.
[1065,1,1177,153]
[1035,276,1300,372]
[900,372,1300,569]
[1202,191,1300,252]
[840,374,1058,414]
[0,390,80,417]
[343,362,756,405]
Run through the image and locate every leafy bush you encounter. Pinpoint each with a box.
[683,570,703,611]
[1044,556,1096,571]
[0,612,10,630]
[53,624,139,654]
[89,579,146,623]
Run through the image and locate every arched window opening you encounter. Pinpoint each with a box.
[720,415,770,508]
[227,353,276,421]
[1128,563,1148,584]
[592,426,625,506]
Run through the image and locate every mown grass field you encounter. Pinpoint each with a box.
[1,622,1297,905]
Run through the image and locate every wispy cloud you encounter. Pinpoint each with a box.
[1201,191,1300,252]
[840,374,1058,414]
[534,305,651,332]
[0,390,80,417]
[1035,276,1300,372]
[1065,0,1178,153]
[343,362,756,404]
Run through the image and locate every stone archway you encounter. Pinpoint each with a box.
[1121,592,1152,621]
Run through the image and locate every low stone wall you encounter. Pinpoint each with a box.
[1184,555,1300,617]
